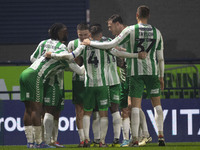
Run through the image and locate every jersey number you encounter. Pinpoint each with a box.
[88,51,99,67]
[136,38,156,53]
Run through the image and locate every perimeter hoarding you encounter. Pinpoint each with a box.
[0,98,200,145]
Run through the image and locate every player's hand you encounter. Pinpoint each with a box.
[68,49,73,53]
[138,52,147,59]
[81,38,91,45]
[45,52,52,58]
[159,77,164,90]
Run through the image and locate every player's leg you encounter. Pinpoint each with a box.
[83,111,92,147]
[50,98,65,148]
[120,80,131,147]
[23,101,34,148]
[121,107,131,147]
[20,68,46,148]
[98,110,108,147]
[91,106,100,147]
[129,76,144,147]
[43,106,56,145]
[75,104,85,146]
[97,86,109,147]
[151,96,165,146]
[31,101,44,146]
[138,108,152,146]
[72,81,85,147]
[42,82,57,145]
[146,75,165,146]
[82,87,95,147]
[51,111,59,144]
[110,102,121,147]
[109,84,122,147]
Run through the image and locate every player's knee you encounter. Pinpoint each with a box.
[109,103,119,114]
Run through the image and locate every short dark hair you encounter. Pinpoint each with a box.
[137,5,150,19]
[77,22,89,30]
[89,23,102,37]
[48,23,66,40]
[107,14,123,24]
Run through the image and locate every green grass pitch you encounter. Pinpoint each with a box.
[0,142,200,150]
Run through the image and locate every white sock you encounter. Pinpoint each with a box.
[51,120,59,143]
[24,126,34,143]
[131,107,140,141]
[83,115,90,141]
[138,125,143,141]
[112,111,122,139]
[43,113,54,144]
[92,111,100,140]
[122,117,130,140]
[41,119,45,142]
[100,117,108,144]
[139,108,150,137]
[78,129,85,142]
[32,126,42,144]
[154,105,164,136]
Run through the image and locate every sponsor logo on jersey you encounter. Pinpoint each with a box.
[100,99,108,105]
[150,88,159,94]
[26,92,30,98]
[113,95,120,101]
[44,97,50,103]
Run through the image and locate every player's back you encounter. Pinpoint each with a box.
[29,39,69,82]
[83,44,109,87]
[126,24,163,76]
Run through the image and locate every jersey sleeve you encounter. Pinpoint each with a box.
[68,62,85,75]
[109,48,138,58]
[156,31,164,51]
[90,26,131,49]
[30,40,46,63]
[156,31,164,77]
[67,41,74,52]
[51,45,85,60]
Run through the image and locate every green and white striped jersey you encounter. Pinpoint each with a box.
[30,39,67,88]
[118,43,129,83]
[83,43,109,87]
[29,39,71,83]
[90,24,164,77]
[68,38,85,81]
[102,37,120,86]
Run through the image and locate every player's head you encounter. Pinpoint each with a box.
[89,23,103,40]
[48,23,68,42]
[107,14,124,36]
[136,5,150,20]
[77,22,90,42]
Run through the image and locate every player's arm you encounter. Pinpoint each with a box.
[46,45,85,61]
[68,62,85,75]
[109,48,147,59]
[156,34,164,90]
[67,41,74,52]
[82,27,131,49]
[30,41,45,63]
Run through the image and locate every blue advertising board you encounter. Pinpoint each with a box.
[0,99,200,145]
